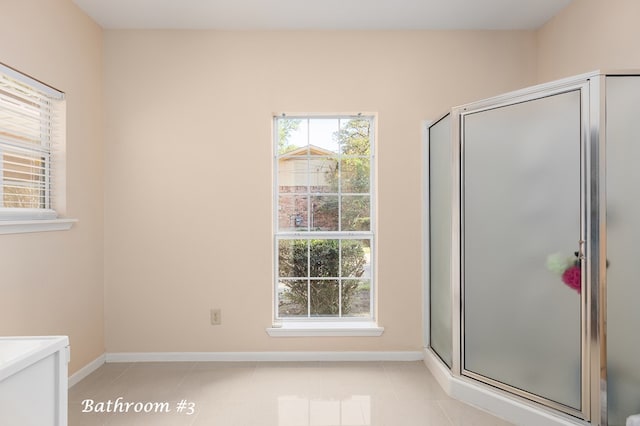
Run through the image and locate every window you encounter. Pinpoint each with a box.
[274,115,375,325]
[0,63,72,233]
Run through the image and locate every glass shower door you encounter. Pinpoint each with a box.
[462,88,585,414]
[606,75,640,426]
[428,114,453,367]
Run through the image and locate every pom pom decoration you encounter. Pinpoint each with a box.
[546,253,574,275]
[561,265,582,293]
[547,251,584,294]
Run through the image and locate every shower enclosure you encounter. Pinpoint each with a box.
[425,72,640,426]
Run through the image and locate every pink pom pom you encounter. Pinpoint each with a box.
[561,265,581,293]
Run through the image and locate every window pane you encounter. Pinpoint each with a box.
[278,195,308,231]
[278,279,308,317]
[309,239,339,277]
[278,118,307,155]
[342,280,370,317]
[278,239,308,278]
[309,118,339,154]
[338,119,371,156]
[341,240,370,278]
[3,153,45,209]
[341,158,370,193]
[278,157,307,193]
[309,157,337,193]
[310,280,339,316]
[277,239,372,320]
[341,195,370,231]
[310,196,338,231]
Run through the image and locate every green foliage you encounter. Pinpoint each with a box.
[278,118,302,154]
[319,118,371,231]
[337,118,371,156]
[341,197,370,231]
[279,239,366,315]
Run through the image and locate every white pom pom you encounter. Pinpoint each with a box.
[627,414,640,426]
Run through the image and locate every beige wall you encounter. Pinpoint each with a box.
[0,0,104,373]
[103,30,537,353]
[537,0,640,82]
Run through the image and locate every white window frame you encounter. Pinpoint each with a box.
[268,114,382,337]
[0,63,75,234]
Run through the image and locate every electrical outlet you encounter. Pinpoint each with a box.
[210,308,221,325]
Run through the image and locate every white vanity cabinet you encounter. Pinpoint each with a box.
[0,336,70,426]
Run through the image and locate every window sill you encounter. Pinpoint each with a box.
[0,218,78,235]
[266,321,384,337]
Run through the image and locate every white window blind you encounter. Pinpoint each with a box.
[0,63,63,220]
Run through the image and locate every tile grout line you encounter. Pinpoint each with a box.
[436,399,457,426]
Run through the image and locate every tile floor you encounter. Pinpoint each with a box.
[68,361,514,426]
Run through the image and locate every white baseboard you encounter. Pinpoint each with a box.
[106,351,424,363]
[423,347,454,394]
[422,349,589,426]
[68,353,105,388]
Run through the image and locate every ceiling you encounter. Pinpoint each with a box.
[72,0,573,31]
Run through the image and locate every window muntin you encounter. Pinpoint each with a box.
[0,63,63,220]
[274,116,375,321]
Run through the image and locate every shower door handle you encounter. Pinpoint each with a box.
[578,239,585,260]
